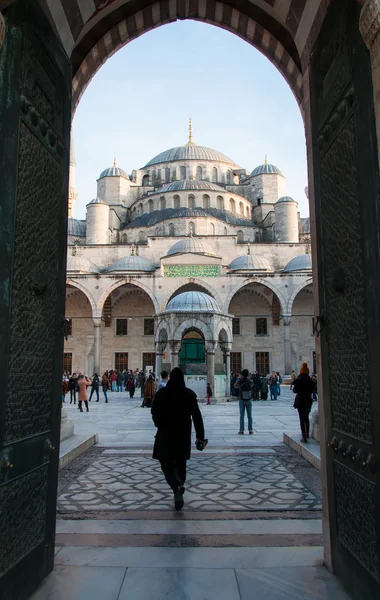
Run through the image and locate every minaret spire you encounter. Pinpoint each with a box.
[186,118,195,146]
[264,154,268,165]
[113,156,117,167]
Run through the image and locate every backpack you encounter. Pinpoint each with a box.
[240,379,252,401]
[92,376,99,387]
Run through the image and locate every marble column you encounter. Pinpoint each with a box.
[206,351,215,393]
[360,0,380,166]
[283,315,292,375]
[225,352,231,397]
[170,341,181,369]
[93,318,101,374]
[155,352,163,379]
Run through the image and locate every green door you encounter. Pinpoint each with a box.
[179,338,205,364]
[0,2,71,598]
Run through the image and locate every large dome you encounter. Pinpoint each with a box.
[283,254,312,272]
[125,207,253,228]
[165,291,220,313]
[155,179,226,194]
[167,237,217,257]
[108,255,156,272]
[67,255,98,273]
[228,254,273,271]
[143,145,239,168]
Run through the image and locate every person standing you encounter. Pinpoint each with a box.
[111,370,117,392]
[77,374,92,412]
[260,375,268,400]
[139,370,146,401]
[293,363,314,443]
[206,382,212,405]
[117,371,123,392]
[151,367,206,510]
[311,373,318,401]
[62,376,69,403]
[269,371,278,401]
[276,372,282,396]
[89,373,100,402]
[290,370,296,391]
[143,374,155,408]
[156,370,169,391]
[126,375,136,398]
[69,372,77,404]
[234,369,254,435]
[101,372,109,403]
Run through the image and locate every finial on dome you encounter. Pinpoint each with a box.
[264,154,268,165]
[247,243,251,255]
[113,157,117,168]
[186,118,195,147]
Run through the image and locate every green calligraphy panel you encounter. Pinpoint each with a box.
[164,265,219,277]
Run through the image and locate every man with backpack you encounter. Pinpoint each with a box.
[234,369,254,435]
[89,373,100,402]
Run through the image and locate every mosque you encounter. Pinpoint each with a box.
[65,121,314,399]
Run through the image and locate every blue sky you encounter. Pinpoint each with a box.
[73,20,308,219]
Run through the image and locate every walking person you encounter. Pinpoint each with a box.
[290,370,296,391]
[206,382,212,405]
[101,372,109,403]
[151,367,206,510]
[293,363,314,443]
[156,370,169,391]
[117,371,123,392]
[77,374,92,412]
[269,371,278,401]
[311,373,318,402]
[234,369,254,435]
[89,373,100,402]
[126,375,136,398]
[276,372,282,396]
[69,372,77,404]
[111,370,117,392]
[143,374,155,408]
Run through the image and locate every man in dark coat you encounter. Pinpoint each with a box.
[151,367,206,510]
[293,362,314,442]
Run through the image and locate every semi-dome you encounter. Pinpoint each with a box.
[167,237,217,257]
[68,218,86,237]
[155,179,227,194]
[165,291,220,313]
[276,196,297,204]
[98,158,129,180]
[228,254,273,271]
[143,145,239,168]
[67,255,98,273]
[108,255,156,272]
[283,254,312,272]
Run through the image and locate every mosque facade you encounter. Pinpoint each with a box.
[65,122,313,398]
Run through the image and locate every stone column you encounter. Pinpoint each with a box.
[205,341,217,395]
[93,318,101,374]
[283,315,292,375]
[169,341,181,369]
[225,352,231,397]
[360,0,380,166]
[155,345,163,379]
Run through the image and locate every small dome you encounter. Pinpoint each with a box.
[143,145,239,168]
[167,237,217,257]
[87,197,107,205]
[108,255,156,272]
[228,254,273,271]
[283,254,312,272]
[165,291,220,313]
[251,163,282,177]
[68,218,86,237]
[67,255,98,273]
[155,179,226,194]
[276,196,297,204]
[98,159,129,180]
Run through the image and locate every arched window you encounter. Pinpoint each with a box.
[212,167,217,182]
[148,199,154,213]
[217,196,224,210]
[196,166,203,179]
[173,195,180,209]
[159,196,166,211]
[237,230,244,243]
[152,170,156,185]
[246,206,250,217]
[133,206,136,214]
[188,195,195,209]
[165,167,170,183]
[226,170,232,184]
[122,232,128,243]
[138,202,143,216]
[138,231,147,243]
[180,166,186,179]
[257,197,261,206]
[224,227,228,235]
[202,194,210,209]
[230,198,235,213]
[239,202,244,214]
[188,221,195,235]
[142,174,149,186]
[210,223,215,235]
[171,167,177,181]
[169,223,175,236]
[156,169,162,184]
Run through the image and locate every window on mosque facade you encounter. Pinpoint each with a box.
[257,197,261,205]
[232,318,240,335]
[144,318,155,336]
[217,196,224,210]
[115,352,128,371]
[174,195,180,209]
[152,171,156,185]
[148,199,154,213]
[226,170,232,184]
[188,195,195,209]
[180,166,186,179]
[188,222,195,235]
[212,167,217,182]
[224,227,228,235]
[237,230,244,243]
[165,167,170,183]
[256,318,268,336]
[256,352,270,375]
[231,352,242,373]
[116,319,128,336]
[143,352,156,371]
[139,203,143,215]
[239,202,244,214]
[196,166,203,179]
[202,194,210,209]
[230,198,235,213]
[156,169,162,184]
[210,223,215,235]
[138,231,146,243]
[246,206,250,217]
[160,197,166,211]
[169,223,175,235]
[142,174,149,186]
[63,353,72,374]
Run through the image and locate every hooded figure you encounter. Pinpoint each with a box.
[293,362,314,443]
[151,367,205,510]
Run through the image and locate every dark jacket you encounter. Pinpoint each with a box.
[293,374,314,409]
[151,384,205,462]
[117,372,123,385]
[91,375,99,389]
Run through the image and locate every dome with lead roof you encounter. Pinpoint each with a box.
[67,255,98,273]
[251,156,282,177]
[167,237,217,257]
[98,158,129,180]
[143,146,239,168]
[108,255,156,272]
[283,254,312,272]
[164,291,220,313]
[68,218,86,237]
[155,180,226,194]
[228,254,273,271]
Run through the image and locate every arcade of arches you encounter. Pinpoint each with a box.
[1,1,380,600]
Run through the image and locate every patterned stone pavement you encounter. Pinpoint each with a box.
[58,450,321,513]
